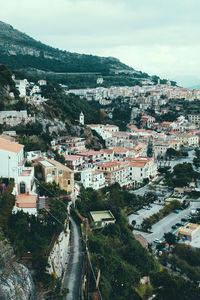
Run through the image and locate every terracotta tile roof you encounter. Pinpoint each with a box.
[113,147,128,152]
[16,194,37,208]
[0,134,16,142]
[129,161,147,167]
[162,122,171,125]
[0,138,24,153]
[100,149,114,154]
[98,161,120,168]
[64,155,82,161]
[87,124,99,127]
[77,150,101,156]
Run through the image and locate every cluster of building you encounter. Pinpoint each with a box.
[1,75,200,220]
[67,81,200,105]
[0,134,74,215]
[11,75,47,104]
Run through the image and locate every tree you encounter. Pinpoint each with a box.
[141,219,152,232]
[164,232,177,245]
[166,148,179,158]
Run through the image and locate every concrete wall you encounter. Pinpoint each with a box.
[47,222,70,278]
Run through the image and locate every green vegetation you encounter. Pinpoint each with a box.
[17,134,51,152]
[166,148,188,158]
[151,269,200,300]
[76,186,200,299]
[37,181,67,198]
[193,149,200,168]
[164,163,199,187]
[76,185,160,299]
[0,179,15,229]
[0,178,68,297]
[88,219,159,300]
[77,185,157,217]
[0,65,19,97]
[160,244,200,284]
[41,83,105,125]
[5,196,68,292]
[111,98,132,130]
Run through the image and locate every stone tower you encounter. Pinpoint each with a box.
[79,112,84,125]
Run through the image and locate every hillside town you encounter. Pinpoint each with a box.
[2,70,200,299]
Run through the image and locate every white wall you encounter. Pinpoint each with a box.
[47,223,70,278]
[0,148,24,180]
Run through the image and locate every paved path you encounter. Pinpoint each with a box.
[63,216,84,300]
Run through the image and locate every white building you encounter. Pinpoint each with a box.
[14,79,28,97]
[38,79,47,86]
[0,138,24,179]
[81,168,106,190]
[64,155,84,170]
[87,124,119,140]
[30,85,41,96]
[129,157,157,184]
[79,112,84,125]
[0,138,37,215]
[96,161,131,187]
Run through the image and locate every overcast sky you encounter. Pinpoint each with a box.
[0,0,200,86]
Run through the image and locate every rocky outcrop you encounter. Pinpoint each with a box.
[0,234,35,300]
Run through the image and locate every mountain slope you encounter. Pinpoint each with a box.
[0,21,134,74]
[0,21,155,88]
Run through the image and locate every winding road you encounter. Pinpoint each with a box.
[63,216,84,300]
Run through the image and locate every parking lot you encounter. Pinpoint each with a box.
[132,200,200,244]
[129,149,200,246]
[129,203,164,226]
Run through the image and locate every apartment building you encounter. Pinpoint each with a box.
[128,157,157,184]
[188,114,200,124]
[63,155,84,170]
[38,159,74,200]
[96,161,130,187]
[0,138,37,214]
[81,168,106,190]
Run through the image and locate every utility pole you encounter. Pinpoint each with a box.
[8,155,11,181]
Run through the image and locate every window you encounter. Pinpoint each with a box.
[59,170,62,174]
[52,170,55,175]
[68,180,71,185]
[20,182,26,194]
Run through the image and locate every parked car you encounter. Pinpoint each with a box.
[154,238,162,243]
[181,218,187,222]
[171,225,176,229]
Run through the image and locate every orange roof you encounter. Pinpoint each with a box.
[87,124,101,128]
[77,150,101,156]
[16,194,37,208]
[64,155,82,161]
[0,134,16,142]
[98,161,120,168]
[162,122,171,125]
[0,138,24,153]
[129,161,147,167]
[129,149,137,153]
[100,149,114,154]
[113,147,128,153]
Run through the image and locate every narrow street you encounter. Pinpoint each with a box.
[63,216,84,300]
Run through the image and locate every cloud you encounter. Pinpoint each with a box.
[0,0,200,81]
